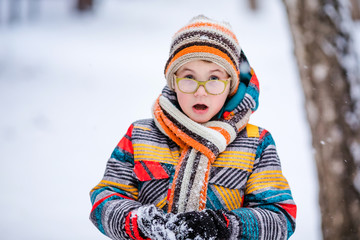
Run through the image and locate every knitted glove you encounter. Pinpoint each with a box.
[168,209,234,240]
[125,205,176,240]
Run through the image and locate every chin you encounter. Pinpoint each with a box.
[190,116,211,123]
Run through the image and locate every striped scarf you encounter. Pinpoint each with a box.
[153,86,252,214]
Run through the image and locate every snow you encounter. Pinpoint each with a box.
[6,0,360,239]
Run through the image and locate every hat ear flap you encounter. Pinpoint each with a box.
[216,81,247,119]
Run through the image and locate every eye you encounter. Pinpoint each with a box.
[184,74,195,79]
[209,75,219,80]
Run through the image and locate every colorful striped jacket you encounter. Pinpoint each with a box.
[90,119,297,239]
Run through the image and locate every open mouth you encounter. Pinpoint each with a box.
[193,104,208,111]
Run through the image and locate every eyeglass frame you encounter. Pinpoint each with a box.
[174,75,231,95]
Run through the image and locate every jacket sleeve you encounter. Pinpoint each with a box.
[230,129,297,239]
[90,124,142,240]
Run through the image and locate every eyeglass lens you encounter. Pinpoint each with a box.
[178,78,225,94]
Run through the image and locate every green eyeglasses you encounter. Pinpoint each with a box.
[174,75,230,95]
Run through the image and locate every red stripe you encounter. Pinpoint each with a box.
[250,72,259,90]
[144,161,169,179]
[259,129,268,140]
[126,124,134,138]
[134,162,152,181]
[125,212,136,240]
[117,125,134,154]
[223,213,230,228]
[132,215,151,240]
[91,193,132,213]
[118,136,133,154]
[279,203,297,219]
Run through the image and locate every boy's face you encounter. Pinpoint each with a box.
[174,60,230,123]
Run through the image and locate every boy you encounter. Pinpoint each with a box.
[90,15,296,240]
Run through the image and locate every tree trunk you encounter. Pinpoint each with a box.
[282,0,360,239]
[350,0,360,20]
[76,0,93,12]
[28,0,41,20]
[8,0,21,24]
[248,0,258,11]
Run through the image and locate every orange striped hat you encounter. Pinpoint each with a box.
[164,15,241,96]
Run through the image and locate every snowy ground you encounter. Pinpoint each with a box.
[0,0,345,239]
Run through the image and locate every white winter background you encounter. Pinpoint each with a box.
[0,0,359,239]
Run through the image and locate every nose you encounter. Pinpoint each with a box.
[194,85,207,97]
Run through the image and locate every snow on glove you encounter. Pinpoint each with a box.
[127,205,176,240]
[168,209,234,240]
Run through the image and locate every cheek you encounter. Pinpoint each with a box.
[213,95,228,111]
[214,86,230,109]
[175,90,191,110]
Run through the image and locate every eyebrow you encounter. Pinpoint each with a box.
[178,67,194,73]
[209,69,226,74]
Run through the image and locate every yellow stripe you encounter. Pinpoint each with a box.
[216,156,255,161]
[135,159,177,165]
[133,143,178,151]
[93,184,138,194]
[156,197,167,209]
[246,183,290,194]
[247,177,288,185]
[135,153,177,160]
[223,187,236,210]
[214,185,232,210]
[91,180,139,199]
[100,180,137,189]
[220,151,256,157]
[134,152,180,159]
[134,145,180,162]
[234,188,242,207]
[247,173,285,184]
[134,146,180,155]
[213,160,253,168]
[227,188,241,209]
[212,162,252,169]
[134,150,179,158]
[247,180,289,191]
[246,124,259,138]
[133,126,151,131]
[99,180,138,197]
[215,158,254,164]
[249,170,283,178]
[134,155,178,164]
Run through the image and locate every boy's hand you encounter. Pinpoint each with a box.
[136,205,176,240]
[167,209,232,240]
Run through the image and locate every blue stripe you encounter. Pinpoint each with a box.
[94,195,123,234]
[247,84,259,112]
[255,132,275,159]
[111,147,133,164]
[206,186,224,210]
[233,208,259,239]
[245,189,294,204]
[91,187,134,205]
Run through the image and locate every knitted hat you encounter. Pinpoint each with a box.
[164,15,241,96]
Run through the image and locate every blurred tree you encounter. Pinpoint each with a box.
[350,0,360,19]
[8,0,21,23]
[76,0,93,12]
[28,0,41,20]
[282,0,360,239]
[248,0,258,10]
